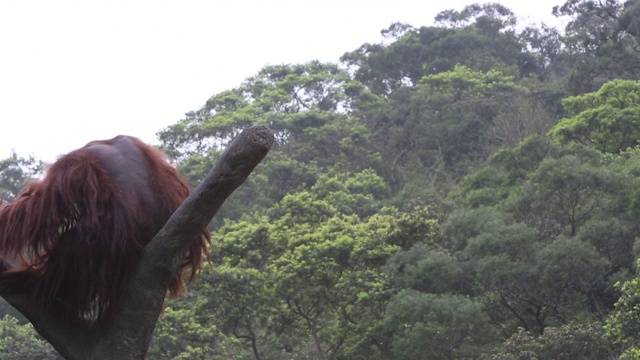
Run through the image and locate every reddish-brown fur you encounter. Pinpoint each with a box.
[0,135,209,322]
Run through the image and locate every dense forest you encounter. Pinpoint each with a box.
[3,0,640,358]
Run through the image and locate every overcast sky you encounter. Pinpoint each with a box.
[0,0,566,162]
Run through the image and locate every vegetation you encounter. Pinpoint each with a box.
[3,0,640,358]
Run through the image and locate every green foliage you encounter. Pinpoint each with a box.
[157,61,386,229]
[342,3,537,95]
[0,152,43,201]
[0,315,59,359]
[158,61,353,161]
[307,169,389,218]
[453,142,636,336]
[486,322,615,359]
[9,1,640,358]
[147,4,640,358]
[385,247,465,294]
[176,170,417,358]
[355,64,535,196]
[149,305,221,360]
[605,266,640,357]
[515,150,622,236]
[549,79,640,153]
[487,135,554,183]
[383,290,498,359]
[553,0,640,93]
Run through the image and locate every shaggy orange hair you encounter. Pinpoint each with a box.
[0,135,209,322]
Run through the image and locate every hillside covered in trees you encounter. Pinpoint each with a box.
[3,1,640,358]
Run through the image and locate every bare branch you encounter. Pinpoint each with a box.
[91,125,274,359]
[0,125,275,359]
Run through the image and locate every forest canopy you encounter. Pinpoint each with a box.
[3,1,640,358]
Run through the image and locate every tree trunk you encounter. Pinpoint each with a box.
[0,125,274,359]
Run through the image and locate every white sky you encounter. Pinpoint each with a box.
[0,0,566,162]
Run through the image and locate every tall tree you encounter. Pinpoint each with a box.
[341,3,538,96]
[548,79,640,153]
[554,0,640,93]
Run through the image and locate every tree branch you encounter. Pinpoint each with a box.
[1,125,275,359]
[91,125,274,359]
